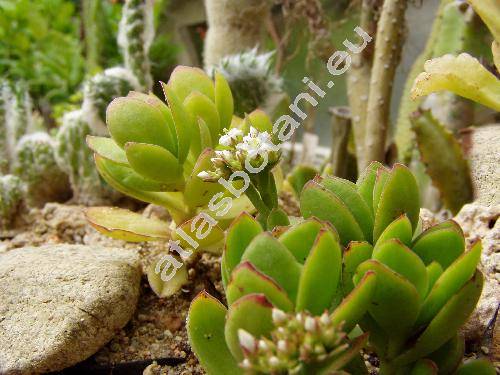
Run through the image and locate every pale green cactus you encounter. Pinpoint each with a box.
[0,174,23,229]
[55,110,113,205]
[14,132,70,207]
[210,48,284,117]
[82,67,141,135]
[118,0,154,90]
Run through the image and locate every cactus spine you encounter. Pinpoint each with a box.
[55,110,113,205]
[0,174,23,230]
[14,132,70,207]
[118,0,154,90]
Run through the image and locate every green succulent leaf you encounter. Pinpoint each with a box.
[354,260,420,342]
[415,241,482,327]
[227,262,294,311]
[395,271,483,367]
[342,241,374,294]
[184,149,225,207]
[300,179,365,246]
[321,176,374,243]
[427,334,464,375]
[266,207,290,229]
[456,359,496,375]
[162,82,193,164]
[412,220,465,268]
[278,218,338,264]
[124,142,183,184]
[242,233,303,302]
[426,262,444,295]
[356,161,387,214]
[147,259,188,298]
[187,291,242,375]
[287,164,318,197]
[184,91,221,145]
[168,66,215,102]
[296,229,342,315]
[410,359,438,375]
[316,333,370,374]
[86,135,128,166]
[224,212,263,276]
[372,239,429,300]
[373,164,420,243]
[85,207,170,242]
[225,294,274,361]
[106,97,175,152]
[172,217,225,253]
[331,271,377,332]
[372,167,390,215]
[214,71,234,130]
[247,109,274,133]
[376,214,413,247]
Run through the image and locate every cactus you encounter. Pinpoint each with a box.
[0,81,11,173]
[0,174,23,229]
[82,67,141,135]
[203,0,271,67]
[298,162,492,373]
[14,132,70,207]
[55,110,114,205]
[118,0,154,90]
[188,214,375,374]
[210,48,284,117]
[411,110,473,214]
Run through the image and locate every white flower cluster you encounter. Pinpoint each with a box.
[198,126,280,181]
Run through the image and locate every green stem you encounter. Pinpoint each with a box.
[245,182,271,220]
[379,360,397,375]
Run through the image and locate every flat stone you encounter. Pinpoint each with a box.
[0,244,141,374]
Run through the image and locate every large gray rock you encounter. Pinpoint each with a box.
[0,244,141,374]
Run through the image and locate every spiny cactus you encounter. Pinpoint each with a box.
[14,132,70,207]
[299,162,491,373]
[55,110,114,205]
[188,214,375,374]
[0,174,23,229]
[82,67,141,136]
[210,48,284,117]
[118,0,154,90]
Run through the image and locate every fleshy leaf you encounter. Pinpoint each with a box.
[223,212,263,276]
[266,207,290,229]
[456,359,496,375]
[411,110,473,214]
[415,241,482,327]
[300,179,365,246]
[321,176,374,243]
[187,292,242,375]
[287,164,318,197]
[427,334,464,375]
[376,214,413,247]
[172,216,224,253]
[241,233,302,302]
[147,259,188,298]
[125,142,183,184]
[184,91,221,145]
[86,136,128,165]
[410,359,438,375]
[411,53,500,111]
[426,262,443,294]
[356,161,387,214]
[247,109,274,133]
[372,167,390,215]
[412,219,465,268]
[85,207,170,242]
[227,262,294,311]
[295,229,342,315]
[331,271,377,332]
[225,294,274,360]
[342,241,374,294]
[467,0,500,43]
[373,164,420,243]
[106,97,175,152]
[317,333,369,373]
[168,66,215,102]
[372,239,429,300]
[395,271,483,366]
[214,71,234,130]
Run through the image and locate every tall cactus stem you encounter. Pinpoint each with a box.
[329,106,352,178]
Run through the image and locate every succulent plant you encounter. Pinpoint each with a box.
[55,110,114,205]
[0,174,23,229]
[209,48,284,117]
[0,81,10,173]
[14,132,70,207]
[285,164,318,197]
[300,162,490,373]
[118,0,154,90]
[188,213,376,374]
[82,67,141,136]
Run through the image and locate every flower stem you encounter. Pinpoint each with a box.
[245,182,271,221]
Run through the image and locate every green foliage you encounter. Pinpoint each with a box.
[0,174,23,229]
[286,164,318,197]
[188,213,376,374]
[0,0,84,104]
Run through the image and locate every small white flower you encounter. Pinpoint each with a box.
[305,317,316,332]
[238,329,256,352]
[197,171,211,179]
[258,340,268,350]
[269,356,281,367]
[241,359,251,369]
[277,340,287,352]
[320,312,330,325]
[219,128,243,146]
[272,308,287,324]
